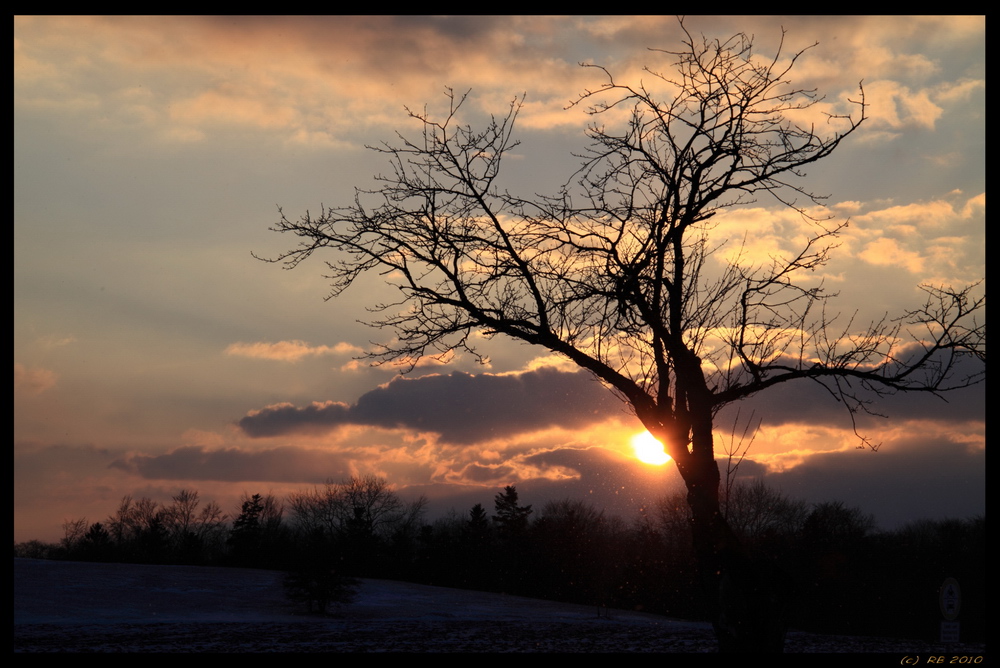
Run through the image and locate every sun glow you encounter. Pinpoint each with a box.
[631,431,671,465]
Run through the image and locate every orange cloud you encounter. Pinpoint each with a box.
[224,340,362,361]
[14,363,57,396]
[17,15,980,150]
[858,237,925,273]
[169,90,298,129]
[848,193,985,283]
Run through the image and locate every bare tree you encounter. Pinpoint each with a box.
[61,516,88,552]
[288,481,345,539]
[106,495,135,544]
[289,475,426,540]
[261,22,984,651]
[104,495,162,544]
[161,489,200,542]
[193,499,227,543]
[160,489,228,559]
[723,479,808,543]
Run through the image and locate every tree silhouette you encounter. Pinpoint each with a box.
[467,503,490,532]
[61,517,88,553]
[228,492,286,568]
[490,485,533,592]
[288,475,426,577]
[492,485,532,536]
[723,479,808,546]
[262,20,984,652]
[289,475,426,543]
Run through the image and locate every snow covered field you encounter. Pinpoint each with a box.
[14,558,986,654]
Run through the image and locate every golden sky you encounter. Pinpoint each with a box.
[15,16,984,542]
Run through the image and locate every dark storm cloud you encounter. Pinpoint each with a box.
[110,445,352,484]
[761,436,985,529]
[239,402,353,437]
[239,367,622,445]
[385,15,511,42]
[193,15,516,79]
[715,357,985,432]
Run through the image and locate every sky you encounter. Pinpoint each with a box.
[14,16,985,543]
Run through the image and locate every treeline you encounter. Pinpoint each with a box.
[14,477,983,641]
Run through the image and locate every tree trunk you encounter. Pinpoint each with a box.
[678,428,791,652]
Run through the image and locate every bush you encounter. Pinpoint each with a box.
[283,567,358,614]
[283,528,358,614]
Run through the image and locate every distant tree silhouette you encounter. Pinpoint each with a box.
[103,495,161,558]
[159,489,225,560]
[228,492,286,568]
[462,503,494,588]
[14,540,59,559]
[80,522,113,561]
[289,475,425,541]
[61,517,88,553]
[227,493,264,564]
[533,499,611,604]
[288,475,425,577]
[17,482,984,642]
[723,479,808,548]
[468,503,490,532]
[262,15,985,641]
[162,490,199,538]
[105,495,136,545]
[802,501,876,549]
[489,485,534,592]
[134,513,170,564]
[492,486,532,536]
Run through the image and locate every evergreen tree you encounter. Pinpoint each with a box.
[491,486,533,593]
[80,522,114,562]
[228,493,286,568]
[492,486,532,536]
[468,503,489,531]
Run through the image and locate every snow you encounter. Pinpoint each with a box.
[14,558,987,654]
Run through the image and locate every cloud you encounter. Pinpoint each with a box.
[107,421,641,492]
[863,79,944,131]
[14,16,588,144]
[8,17,846,145]
[716,362,985,433]
[839,193,985,288]
[110,444,354,484]
[239,401,352,436]
[759,431,985,528]
[14,363,57,395]
[934,78,985,106]
[238,366,622,444]
[858,237,925,273]
[458,462,517,484]
[709,192,985,286]
[169,90,298,130]
[224,339,362,362]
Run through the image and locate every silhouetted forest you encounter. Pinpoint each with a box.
[15,476,983,642]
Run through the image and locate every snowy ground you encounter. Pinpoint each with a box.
[14,558,987,654]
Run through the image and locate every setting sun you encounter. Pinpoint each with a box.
[631,431,671,465]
